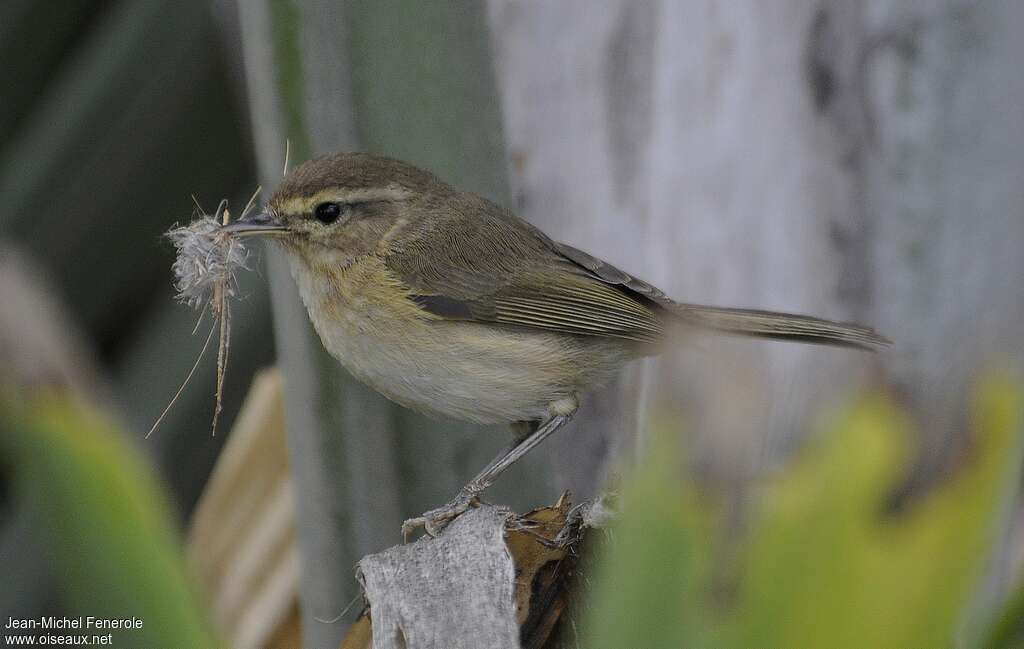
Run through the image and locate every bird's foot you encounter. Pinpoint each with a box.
[402,490,480,541]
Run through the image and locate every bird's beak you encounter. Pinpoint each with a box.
[221,209,289,238]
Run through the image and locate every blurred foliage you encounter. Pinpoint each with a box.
[988,577,1024,649]
[584,374,1023,649]
[0,390,213,648]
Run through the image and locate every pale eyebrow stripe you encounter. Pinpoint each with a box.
[277,185,414,215]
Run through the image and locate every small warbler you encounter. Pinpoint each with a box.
[224,152,888,536]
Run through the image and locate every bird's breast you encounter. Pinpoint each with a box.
[285,253,627,424]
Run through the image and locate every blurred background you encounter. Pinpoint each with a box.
[1,1,1023,648]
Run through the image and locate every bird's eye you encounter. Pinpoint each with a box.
[313,202,345,224]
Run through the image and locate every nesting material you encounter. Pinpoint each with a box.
[148,198,256,438]
[166,211,249,309]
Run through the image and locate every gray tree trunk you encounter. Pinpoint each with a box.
[487,0,1024,495]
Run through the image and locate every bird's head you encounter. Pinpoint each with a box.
[224,152,451,267]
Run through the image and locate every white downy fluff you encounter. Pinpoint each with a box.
[166,216,248,309]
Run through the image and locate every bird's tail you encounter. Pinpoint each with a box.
[674,304,891,351]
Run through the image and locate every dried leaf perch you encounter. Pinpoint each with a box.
[147,193,258,438]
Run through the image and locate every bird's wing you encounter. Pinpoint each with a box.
[554,241,890,350]
[386,198,888,350]
[383,205,664,343]
[551,241,676,306]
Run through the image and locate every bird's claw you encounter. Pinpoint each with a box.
[402,491,480,541]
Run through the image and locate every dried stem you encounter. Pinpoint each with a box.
[146,320,218,439]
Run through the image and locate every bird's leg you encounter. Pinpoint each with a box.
[402,398,578,540]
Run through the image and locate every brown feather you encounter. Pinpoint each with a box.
[385,190,889,350]
[552,241,889,350]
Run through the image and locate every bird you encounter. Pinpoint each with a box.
[223,152,889,537]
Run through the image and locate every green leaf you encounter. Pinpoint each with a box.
[986,576,1024,649]
[581,427,721,649]
[1,391,215,649]
[582,374,1022,649]
[739,378,1021,649]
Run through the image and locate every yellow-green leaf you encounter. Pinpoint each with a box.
[1,391,215,649]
